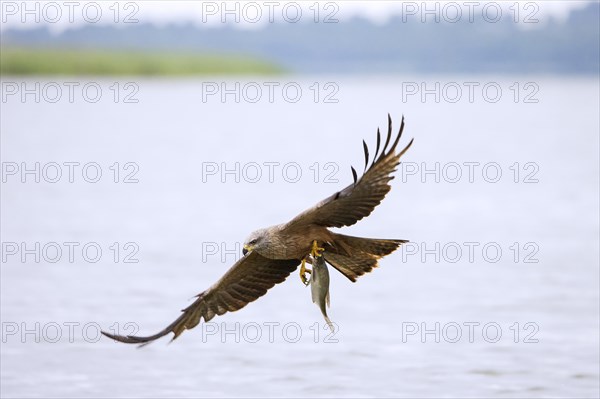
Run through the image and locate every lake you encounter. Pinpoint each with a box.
[1,75,599,398]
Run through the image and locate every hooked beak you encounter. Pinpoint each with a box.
[243,244,252,256]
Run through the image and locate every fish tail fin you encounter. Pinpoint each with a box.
[324,315,335,332]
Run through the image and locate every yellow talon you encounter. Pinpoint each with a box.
[300,241,323,285]
[300,258,312,286]
[311,240,325,258]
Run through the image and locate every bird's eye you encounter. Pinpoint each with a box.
[249,239,258,245]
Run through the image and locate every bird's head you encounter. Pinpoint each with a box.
[242,228,270,256]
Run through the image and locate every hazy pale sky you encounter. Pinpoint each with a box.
[0,0,592,32]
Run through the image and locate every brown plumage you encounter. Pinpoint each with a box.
[323,234,408,282]
[102,252,299,345]
[102,114,413,345]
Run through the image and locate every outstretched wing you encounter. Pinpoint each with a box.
[102,251,300,345]
[286,115,413,230]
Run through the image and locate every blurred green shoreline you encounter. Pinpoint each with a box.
[0,47,284,76]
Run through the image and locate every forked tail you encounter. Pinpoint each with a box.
[322,233,407,282]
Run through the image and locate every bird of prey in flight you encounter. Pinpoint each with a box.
[102,115,413,345]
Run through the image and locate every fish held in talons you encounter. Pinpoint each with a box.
[309,254,335,332]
